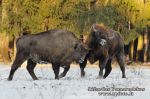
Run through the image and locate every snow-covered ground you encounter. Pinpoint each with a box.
[0,64,150,99]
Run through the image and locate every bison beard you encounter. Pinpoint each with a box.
[80,24,126,78]
[8,29,88,80]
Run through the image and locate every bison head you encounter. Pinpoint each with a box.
[73,41,89,63]
[90,24,114,46]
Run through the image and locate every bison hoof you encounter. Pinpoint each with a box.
[122,75,126,78]
[96,76,103,79]
[59,73,65,78]
[81,70,85,78]
[81,72,85,78]
[55,77,59,80]
[7,78,12,81]
[33,78,38,80]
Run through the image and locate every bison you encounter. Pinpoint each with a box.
[79,24,126,78]
[8,29,88,80]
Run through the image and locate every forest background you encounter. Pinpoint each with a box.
[0,0,150,64]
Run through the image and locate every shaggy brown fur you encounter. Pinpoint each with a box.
[80,24,126,78]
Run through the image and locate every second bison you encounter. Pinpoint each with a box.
[8,29,88,80]
[80,24,126,78]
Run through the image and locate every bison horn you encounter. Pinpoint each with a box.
[92,24,98,32]
[108,32,115,39]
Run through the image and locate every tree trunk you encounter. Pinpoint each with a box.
[0,36,3,62]
[44,18,49,31]
[128,20,134,61]
[0,0,2,25]
[0,0,2,61]
[0,0,11,63]
[129,40,134,61]
[137,34,144,62]
[147,26,150,61]
[144,27,148,62]
[2,0,9,29]
[90,0,98,9]
[133,38,138,62]
[0,34,11,63]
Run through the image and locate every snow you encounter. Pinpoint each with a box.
[0,64,150,99]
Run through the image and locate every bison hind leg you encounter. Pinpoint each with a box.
[52,63,60,80]
[116,52,126,78]
[59,66,70,78]
[8,52,27,81]
[103,59,112,78]
[26,59,38,80]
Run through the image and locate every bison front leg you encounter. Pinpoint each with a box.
[80,57,87,77]
[103,59,112,78]
[52,63,60,80]
[97,58,108,79]
[26,59,38,80]
[59,66,70,78]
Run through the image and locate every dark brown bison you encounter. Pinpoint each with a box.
[80,24,126,78]
[8,29,88,80]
